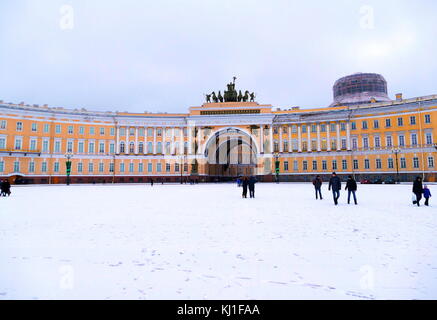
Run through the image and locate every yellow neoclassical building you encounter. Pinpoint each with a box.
[0,74,436,184]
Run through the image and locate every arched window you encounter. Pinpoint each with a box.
[138,142,144,154]
[120,142,125,153]
[129,142,135,153]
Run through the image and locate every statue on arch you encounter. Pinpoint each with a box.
[238,90,243,102]
[218,91,224,103]
[250,92,256,102]
[205,93,212,103]
[211,91,218,103]
[243,91,250,102]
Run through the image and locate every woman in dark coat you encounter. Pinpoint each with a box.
[412,176,424,206]
[242,177,249,198]
[345,175,358,205]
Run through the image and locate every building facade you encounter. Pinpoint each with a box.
[1,76,436,184]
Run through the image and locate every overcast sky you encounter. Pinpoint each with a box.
[1,0,436,113]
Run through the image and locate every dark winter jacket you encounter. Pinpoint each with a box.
[423,188,432,198]
[413,179,423,194]
[248,177,257,189]
[312,178,322,189]
[242,179,249,190]
[328,176,341,191]
[345,178,357,191]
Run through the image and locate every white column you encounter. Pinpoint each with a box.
[144,127,147,153]
[336,122,341,151]
[307,125,312,152]
[125,126,129,155]
[288,125,292,152]
[197,127,202,155]
[135,127,139,154]
[346,122,351,151]
[116,126,120,154]
[179,127,184,155]
[317,123,321,152]
[260,125,264,153]
[153,127,157,155]
[171,127,175,155]
[298,125,302,152]
[279,126,283,153]
[269,126,273,153]
[188,122,194,155]
[327,123,331,152]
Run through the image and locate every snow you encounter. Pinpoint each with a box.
[0,182,436,300]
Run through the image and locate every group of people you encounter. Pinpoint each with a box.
[237,177,257,198]
[0,179,11,197]
[412,176,432,207]
[313,173,432,207]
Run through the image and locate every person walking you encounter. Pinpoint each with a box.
[150,178,154,187]
[2,179,11,197]
[237,178,242,187]
[345,175,358,205]
[328,172,341,205]
[0,180,5,197]
[312,175,323,200]
[242,177,249,199]
[412,176,424,206]
[423,185,432,206]
[248,176,257,198]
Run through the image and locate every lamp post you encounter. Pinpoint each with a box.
[391,148,401,184]
[65,152,73,186]
[274,152,280,184]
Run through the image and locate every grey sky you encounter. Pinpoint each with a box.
[1,0,436,113]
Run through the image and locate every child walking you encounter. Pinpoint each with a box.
[423,185,432,206]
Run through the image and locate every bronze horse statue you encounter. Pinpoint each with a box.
[250,92,256,102]
[205,93,212,103]
[211,91,218,103]
[242,91,250,102]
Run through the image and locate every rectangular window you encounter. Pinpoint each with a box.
[284,161,289,171]
[88,162,94,173]
[13,161,20,172]
[341,139,346,150]
[166,163,171,172]
[42,139,49,152]
[293,160,298,171]
[411,133,417,146]
[88,142,95,153]
[362,121,368,129]
[55,140,61,153]
[0,120,6,129]
[129,163,134,173]
[110,143,115,154]
[410,116,416,125]
[43,124,50,133]
[351,122,356,130]
[41,162,47,172]
[398,118,403,126]
[89,127,95,135]
[332,160,337,170]
[109,163,115,173]
[303,161,308,171]
[68,126,74,134]
[312,160,317,171]
[301,125,307,133]
[55,125,61,134]
[148,162,153,172]
[311,124,317,133]
[79,126,84,135]
[14,138,22,150]
[363,137,369,149]
[399,135,405,147]
[99,163,104,173]
[385,119,391,127]
[330,123,336,132]
[352,138,358,150]
[400,158,406,169]
[110,127,115,136]
[31,123,37,132]
[321,124,327,132]
[99,142,105,153]
[138,163,144,172]
[54,162,60,173]
[147,128,153,136]
[340,123,346,131]
[388,158,394,169]
[426,133,433,145]
[413,157,420,169]
[425,114,431,124]
[0,137,5,149]
[157,163,162,172]
[428,156,434,168]
[67,141,73,153]
[386,136,392,147]
[364,159,370,169]
[0,161,4,172]
[353,159,359,170]
[29,161,35,173]
[374,136,380,148]
[78,141,84,153]
[157,129,162,137]
[16,122,23,131]
[376,159,382,169]
[100,127,105,135]
[342,159,347,170]
[175,163,180,172]
[120,163,125,172]
[78,162,83,173]
[30,139,37,151]
[322,160,327,171]
[373,120,379,129]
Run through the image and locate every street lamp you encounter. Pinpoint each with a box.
[273,152,280,184]
[391,148,401,184]
[65,152,73,186]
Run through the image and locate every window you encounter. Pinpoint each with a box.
[332,160,337,170]
[138,142,144,154]
[110,127,115,136]
[342,159,347,170]
[55,125,61,134]
[165,142,171,154]
[398,135,405,147]
[388,158,394,169]
[147,142,153,154]
[175,163,180,172]
[291,125,297,133]
[353,159,359,170]
[29,162,35,173]
[148,128,153,136]
[413,157,420,169]
[157,142,162,154]
[99,163,104,173]
[138,163,143,172]
[426,133,433,145]
[330,123,336,132]
[184,163,188,172]
[385,119,391,127]
[0,161,4,172]
[67,141,73,153]
[120,163,125,172]
[303,161,308,171]
[13,161,20,172]
[376,159,382,169]
[166,163,171,172]
[374,136,380,148]
[30,139,37,151]
[321,124,327,132]
[31,123,37,132]
[293,160,298,171]
[341,139,346,150]
[331,140,337,150]
[0,137,5,149]
[43,124,50,133]
[410,116,416,125]
[364,159,370,169]
[362,121,368,130]
[138,128,145,137]
[129,128,135,136]
[312,160,317,170]
[42,139,49,152]
[129,163,134,173]
[0,120,6,129]
[352,138,358,150]
[79,126,84,135]
[99,142,105,153]
[16,122,23,131]
[78,141,84,153]
[55,140,61,153]
[110,143,115,154]
[68,126,74,134]
[340,123,346,131]
[386,136,393,147]
[41,162,47,173]
[311,124,317,133]
[100,127,105,135]
[400,158,406,169]
[284,161,289,171]
[301,125,307,133]
[157,128,162,137]
[428,156,434,168]
[351,122,356,130]
[109,163,115,173]
[89,127,95,135]
[14,138,22,150]
[398,118,403,126]
[283,141,288,152]
[88,142,95,153]
[311,140,317,151]
[425,114,431,124]
[157,163,162,172]
[273,127,278,134]
[148,163,153,172]
[120,128,126,136]
[54,162,60,173]
[411,133,417,146]
[363,137,369,149]
[120,142,125,153]
[322,160,327,171]
[373,120,379,129]
[78,162,83,173]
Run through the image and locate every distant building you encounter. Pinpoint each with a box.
[0,74,436,184]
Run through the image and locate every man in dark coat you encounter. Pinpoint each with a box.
[328,172,341,205]
[2,179,11,197]
[312,175,323,200]
[412,176,424,206]
[242,177,249,198]
[248,176,257,198]
[345,175,358,205]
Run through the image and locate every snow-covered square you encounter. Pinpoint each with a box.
[0,183,436,300]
